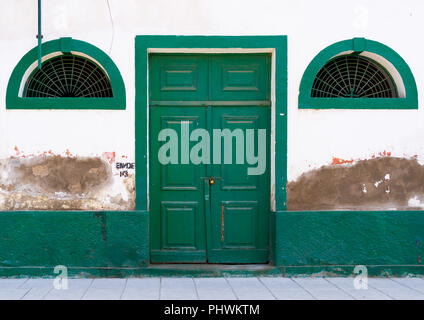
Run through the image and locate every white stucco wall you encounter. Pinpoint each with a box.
[0,0,423,186]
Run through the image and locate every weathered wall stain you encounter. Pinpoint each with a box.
[287,157,424,211]
[15,156,110,195]
[0,155,135,211]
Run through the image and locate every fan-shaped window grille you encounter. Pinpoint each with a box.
[311,55,397,98]
[24,54,113,98]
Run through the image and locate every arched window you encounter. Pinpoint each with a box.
[311,54,397,98]
[24,55,113,98]
[299,38,417,109]
[6,37,125,109]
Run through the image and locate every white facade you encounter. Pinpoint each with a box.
[0,0,423,210]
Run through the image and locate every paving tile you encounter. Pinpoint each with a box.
[126,278,161,289]
[21,287,53,300]
[225,277,275,300]
[160,278,197,300]
[121,278,161,300]
[259,277,315,300]
[82,288,124,300]
[82,279,126,300]
[194,278,237,300]
[368,278,424,300]
[65,279,94,289]
[43,288,88,300]
[90,278,126,289]
[42,279,93,300]
[0,278,28,289]
[326,277,391,300]
[391,277,424,294]
[122,287,159,300]
[0,289,30,300]
[19,278,54,289]
[292,278,354,300]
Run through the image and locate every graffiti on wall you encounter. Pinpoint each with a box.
[116,162,135,177]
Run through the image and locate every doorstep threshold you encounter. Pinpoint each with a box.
[143,264,283,277]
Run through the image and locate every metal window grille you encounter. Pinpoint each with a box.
[24,54,113,98]
[311,55,397,98]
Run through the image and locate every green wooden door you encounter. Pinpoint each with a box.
[149,53,271,263]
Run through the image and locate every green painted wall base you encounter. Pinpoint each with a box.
[1,210,424,277]
[274,211,424,276]
[0,211,149,278]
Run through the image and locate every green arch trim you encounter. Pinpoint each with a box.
[6,37,126,109]
[298,38,418,109]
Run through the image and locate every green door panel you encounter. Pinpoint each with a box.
[149,54,208,102]
[208,107,270,263]
[161,201,199,249]
[149,53,271,264]
[222,202,257,248]
[210,54,271,101]
[149,107,207,263]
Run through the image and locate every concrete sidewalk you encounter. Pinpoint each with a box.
[0,277,424,300]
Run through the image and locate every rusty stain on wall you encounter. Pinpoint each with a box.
[331,157,354,165]
[0,155,135,211]
[287,157,424,211]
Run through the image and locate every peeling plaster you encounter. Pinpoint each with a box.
[0,155,135,211]
[287,157,424,211]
